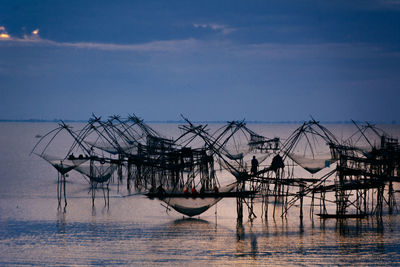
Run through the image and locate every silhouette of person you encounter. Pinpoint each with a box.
[270,154,284,173]
[251,156,259,175]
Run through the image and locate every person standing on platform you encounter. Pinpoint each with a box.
[251,156,259,175]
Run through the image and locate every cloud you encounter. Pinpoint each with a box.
[0,27,201,52]
[193,23,235,35]
[1,25,398,62]
[1,25,235,52]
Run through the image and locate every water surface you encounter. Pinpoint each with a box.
[1,122,400,266]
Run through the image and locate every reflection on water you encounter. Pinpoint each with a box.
[2,202,400,265]
[1,123,400,265]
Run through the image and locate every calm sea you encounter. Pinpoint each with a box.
[1,122,400,266]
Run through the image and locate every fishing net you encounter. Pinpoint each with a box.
[288,153,335,174]
[75,162,117,183]
[163,183,236,217]
[85,140,134,155]
[39,153,88,175]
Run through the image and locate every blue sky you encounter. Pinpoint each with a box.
[0,0,399,122]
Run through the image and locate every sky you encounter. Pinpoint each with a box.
[0,0,399,122]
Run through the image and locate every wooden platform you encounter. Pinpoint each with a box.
[316,213,368,219]
[146,190,258,199]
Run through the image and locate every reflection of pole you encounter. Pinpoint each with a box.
[92,183,95,207]
[118,155,123,181]
[377,185,384,217]
[310,192,314,218]
[237,196,243,226]
[388,180,394,214]
[57,161,68,209]
[90,157,95,207]
[299,183,304,219]
[57,172,61,208]
[322,191,327,214]
[102,184,110,208]
[364,174,367,214]
[107,184,110,209]
[236,217,244,242]
[63,174,67,207]
[371,187,374,213]
[248,181,255,221]
[57,173,67,209]
[264,184,269,220]
[237,181,244,226]
[127,159,132,192]
[273,171,279,218]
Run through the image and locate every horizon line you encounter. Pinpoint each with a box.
[0,118,398,125]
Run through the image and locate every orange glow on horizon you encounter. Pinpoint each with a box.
[32,29,39,35]
[0,33,10,39]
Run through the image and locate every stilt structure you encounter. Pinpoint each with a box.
[31,115,400,225]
